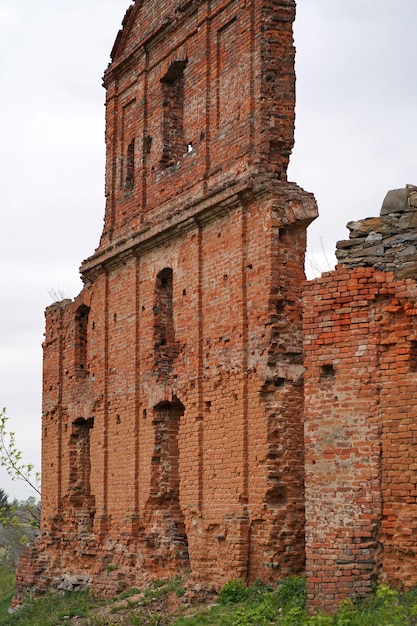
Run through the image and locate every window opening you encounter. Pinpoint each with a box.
[160,60,188,167]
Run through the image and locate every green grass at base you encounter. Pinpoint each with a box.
[0,589,96,626]
[1,575,417,625]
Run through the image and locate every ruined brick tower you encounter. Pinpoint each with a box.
[13,0,317,601]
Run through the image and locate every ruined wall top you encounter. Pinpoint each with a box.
[81,0,298,269]
[335,184,417,279]
[108,0,297,69]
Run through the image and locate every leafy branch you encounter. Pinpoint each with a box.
[0,407,41,497]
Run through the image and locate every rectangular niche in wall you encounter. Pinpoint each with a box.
[121,98,137,190]
[160,60,188,167]
[216,17,238,134]
[153,268,178,377]
[75,305,90,380]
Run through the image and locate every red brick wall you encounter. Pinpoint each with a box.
[11,0,319,602]
[16,0,417,610]
[17,183,314,602]
[304,265,417,612]
[99,0,296,249]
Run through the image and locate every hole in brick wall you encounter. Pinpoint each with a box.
[320,363,335,380]
[279,227,287,238]
[247,264,253,270]
[187,142,193,153]
[223,274,228,281]
[261,377,287,395]
[75,305,90,380]
[205,400,211,412]
[265,485,287,508]
[116,414,121,424]
[275,299,284,313]
[267,446,278,460]
[92,321,95,330]
[182,289,187,296]
[113,313,117,323]
[143,409,147,419]
[72,416,94,429]
[161,60,188,84]
[409,341,417,372]
[274,377,286,387]
[217,232,222,238]
[44,427,47,438]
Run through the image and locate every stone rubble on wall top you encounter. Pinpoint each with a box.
[335,184,417,278]
[381,184,417,215]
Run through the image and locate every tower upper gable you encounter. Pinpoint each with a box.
[109,1,191,64]
[89,0,296,260]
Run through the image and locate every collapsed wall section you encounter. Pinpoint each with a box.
[304,185,417,613]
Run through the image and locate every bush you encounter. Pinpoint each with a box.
[232,594,278,625]
[276,576,307,612]
[218,579,249,605]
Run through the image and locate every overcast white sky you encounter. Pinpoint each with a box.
[1,0,416,501]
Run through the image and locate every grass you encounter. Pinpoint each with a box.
[0,589,100,625]
[172,579,417,625]
[1,572,417,625]
[0,565,14,624]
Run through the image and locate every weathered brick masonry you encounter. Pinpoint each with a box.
[304,185,417,612]
[14,0,417,613]
[13,0,318,604]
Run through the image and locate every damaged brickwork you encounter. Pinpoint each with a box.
[14,0,417,614]
[13,0,317,607]
[304,184,417,612]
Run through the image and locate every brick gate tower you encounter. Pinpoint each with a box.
[14,0,317,601]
